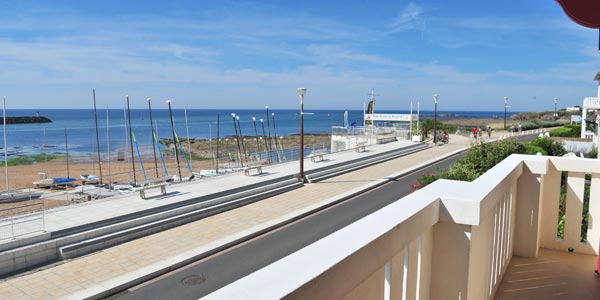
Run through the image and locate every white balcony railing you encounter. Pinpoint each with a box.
[206,154,600,300]
[584,97,600,108]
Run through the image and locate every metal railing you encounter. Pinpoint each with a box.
[0,203,45,240]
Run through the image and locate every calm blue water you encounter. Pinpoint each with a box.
[0,109,517,155]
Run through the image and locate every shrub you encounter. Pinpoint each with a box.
[439,161,480,182]
[527,137,566,156]
[549,127,575,137]
[586,145,598,158]
[525,145,546,155]
[564,124,581,131]
[411,139,526,190]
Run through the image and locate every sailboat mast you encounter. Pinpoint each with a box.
[106,106,111,188]
[184,106,191,164]
[93,89,103,185]
[65,128,69,178]
[123,102,131,182]
[126,95,137,184]
[147,98,159,178]
[216,114,220,174]
[3,97,8,191]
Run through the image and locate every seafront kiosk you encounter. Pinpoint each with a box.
[581,72,600,139]
[364,113,418,140]
[330,91,417,152]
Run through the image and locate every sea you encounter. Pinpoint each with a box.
[0,109,518,156]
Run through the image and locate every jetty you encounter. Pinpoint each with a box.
[0,116,52,124]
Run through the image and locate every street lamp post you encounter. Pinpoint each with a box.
[166,100,182,182]
[504,97,508,131]
[433,94,438,144]
[298,88,307,181]
[554,97,558,120]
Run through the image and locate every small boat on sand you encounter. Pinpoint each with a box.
[33,173,76,188]
[80,174,101,185]
[0,189,43,203]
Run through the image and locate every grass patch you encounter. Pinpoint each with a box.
[0,153,61,166]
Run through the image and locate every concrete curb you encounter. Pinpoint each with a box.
[306,143,430,183]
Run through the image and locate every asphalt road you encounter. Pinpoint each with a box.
[110,151,463,300]
[109,134,537,300]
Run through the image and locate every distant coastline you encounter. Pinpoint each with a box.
[0,116,52,124]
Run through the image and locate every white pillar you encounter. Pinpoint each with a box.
[582,109,587,138]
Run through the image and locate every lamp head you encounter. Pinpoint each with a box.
[166,99,171,104]
[272,112,275,116]
[265,105,269,109]
[252,117,256,121]
[260,118,263,122]
[236,116,240,120]
[298,88,307,98]
[231,113,235,117]
[433,94,438,103]
[146,98,151,102]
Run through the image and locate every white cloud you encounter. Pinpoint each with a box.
[389,2,425,33]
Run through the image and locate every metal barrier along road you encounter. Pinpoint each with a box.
[0,203,45,240]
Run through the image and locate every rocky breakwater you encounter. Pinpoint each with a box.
[0,116,52,124]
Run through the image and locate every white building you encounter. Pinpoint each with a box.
[580,72,600,139]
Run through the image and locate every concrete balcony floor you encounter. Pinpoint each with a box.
[495,248,600,299]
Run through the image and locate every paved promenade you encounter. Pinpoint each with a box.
[0,135,474,300]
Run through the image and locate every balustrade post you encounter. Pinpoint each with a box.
[513,165,542,257]
[430,222,472,299]
[539,163,562,250]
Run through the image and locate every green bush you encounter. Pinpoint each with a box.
[439,161,480,182]
[525,145,546,155]
[411,139,526,189]
[527,137,566,156]
[549,127,575,137]
[549,124,580,137]
[586,145,598,158]
[564,124,581,131]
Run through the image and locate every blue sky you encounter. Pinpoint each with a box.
[0,0,599,111]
